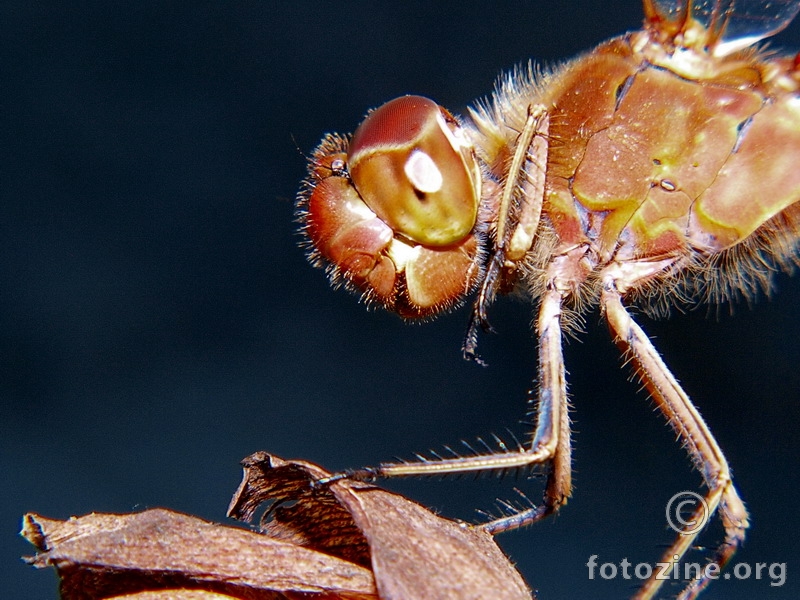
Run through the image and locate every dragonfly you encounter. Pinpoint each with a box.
[295,1,800,598]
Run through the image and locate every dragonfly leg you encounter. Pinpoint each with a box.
[484,285,572,533]
[343,285,573,532]
[601,283,749,600]
[464,105,548,363]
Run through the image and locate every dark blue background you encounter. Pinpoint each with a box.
[3,1,799,598]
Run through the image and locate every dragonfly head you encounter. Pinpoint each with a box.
[298,95,488,319]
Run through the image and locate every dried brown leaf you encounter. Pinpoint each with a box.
[21,508,376,600]
[22,452,533,600]
[228,452,533,600]
[227,452,371,568]
[108,592,239,599]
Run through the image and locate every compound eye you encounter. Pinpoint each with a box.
[348,96,480,246]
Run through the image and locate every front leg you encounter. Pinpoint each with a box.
[337,284,573,533]
[464,105,548,362]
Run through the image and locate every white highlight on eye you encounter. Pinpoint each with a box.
[404,149,443,194]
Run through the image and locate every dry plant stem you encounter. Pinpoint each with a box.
[601,284,749,600]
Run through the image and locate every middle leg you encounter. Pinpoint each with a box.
[340,283,573,533]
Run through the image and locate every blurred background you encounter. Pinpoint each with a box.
[3,1,798,598]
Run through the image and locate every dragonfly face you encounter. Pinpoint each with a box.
[296,1,800,598]
[300,96,486,318]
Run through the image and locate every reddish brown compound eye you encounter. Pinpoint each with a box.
[297,98,486,319]
[348,95,481,246]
